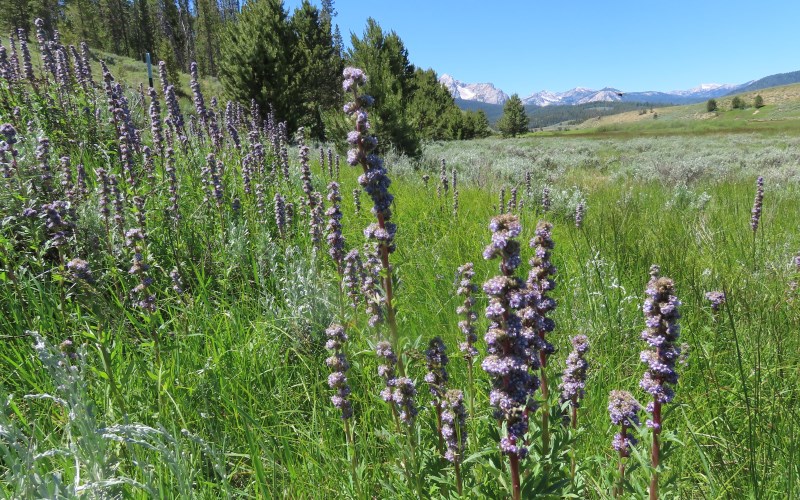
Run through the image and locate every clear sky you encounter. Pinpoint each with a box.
[283,0,799,96]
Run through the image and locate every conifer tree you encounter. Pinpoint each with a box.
[219,0,295,128]
[497,94,529,138]
[348,17,420,157]
[289,0,341,139]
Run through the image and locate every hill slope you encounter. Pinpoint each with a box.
[727,70,800,95]
[568,82,800,135]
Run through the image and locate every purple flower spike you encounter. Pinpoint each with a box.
[608,390,640,456]
[705,291,726,312]
[325,323,353,420]
[750,176,764,232]
[559,334,589,408]
[482,213,538,460]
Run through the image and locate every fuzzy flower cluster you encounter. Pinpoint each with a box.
[705,290,726,312]
[575,201,585,228]
[325,182,346,270]
[750,176,764,232]
[482,213,522,272]
[325,323,353,419]
[274,193,287,238]
[441,389,467,464]
[125,228,156,313]
[376,341,417,425]
[41,200,74,248]
[456,263,479,359]
[542,186,552,212]
[424,337,449,404]
[608,390,640,456]
[66,257,94,284]
[640,271,682,427]
[342,249,363,307]
[524,221,557,358]
[309,192,325,251]
[481,214,539,458]
[343,67,395,253]
[559,334,589,407]
[361,244,384,327]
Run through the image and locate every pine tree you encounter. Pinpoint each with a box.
[1,0,31,35]
[219,0,294,128]
[348,17,419,157]
[288,1,341,139]
[408,67,464,141]
[497,94,528,138]
[195,0,223,76]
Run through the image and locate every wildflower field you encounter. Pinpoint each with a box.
[1,28,800,499]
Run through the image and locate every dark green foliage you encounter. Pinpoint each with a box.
[496,94,528,137]
[754,95,764,108]
[219,0,340,140]
[288,1,341,140]
[732,96,745,109]
[347,18,419,157]
[219,0,295,130]
[195,0,223,76]
[706,99,718,112]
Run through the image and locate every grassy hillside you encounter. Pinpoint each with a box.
[562,82,800,136]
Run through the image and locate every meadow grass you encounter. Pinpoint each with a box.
[1,59,800,498]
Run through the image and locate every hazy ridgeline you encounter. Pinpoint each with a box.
[1,33,800,499]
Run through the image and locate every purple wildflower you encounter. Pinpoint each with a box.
[441,389,467,464]
[342,249,363,307]
[41,201,75,248]
[18,30,34,82]
[392,377,418,426]
[170,268,184,295]
[559,335,590,409]
[608,390,640,456]
[309,192,325,251]
[326,182,346,272]
[326,323,353,419]
[640,273,682,411]
[79,42,92,84]
[440,159,449,194]
[352,188,361,215]
[705,291,726,312]
[376,340,397,402]
[456,263,479,359]
[361,243,384,327]
[575,201,585,229]
[750,176,764,232]
[424,337,449,403]
[274,193,287,238]
[640,268,682,497]
[482,214,538,463]
[66,258,94,284]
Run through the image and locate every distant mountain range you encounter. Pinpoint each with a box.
[439,69,800,108]
[439,74,509,105]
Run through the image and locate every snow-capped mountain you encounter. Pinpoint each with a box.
[439,74,509,105]
[523,87,626,106]
[440,73,750,107]
[668,83,748,98]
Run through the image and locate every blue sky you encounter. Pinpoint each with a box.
[284,0,799,95]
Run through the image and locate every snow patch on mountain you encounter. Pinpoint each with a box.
[439,74,509,105]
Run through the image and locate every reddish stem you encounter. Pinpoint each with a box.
[538,332,551,454]
[650,400,661,500]
[615,422,629,498]
[509,449,521,500]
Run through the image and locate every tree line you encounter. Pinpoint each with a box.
[2,0,490,156]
